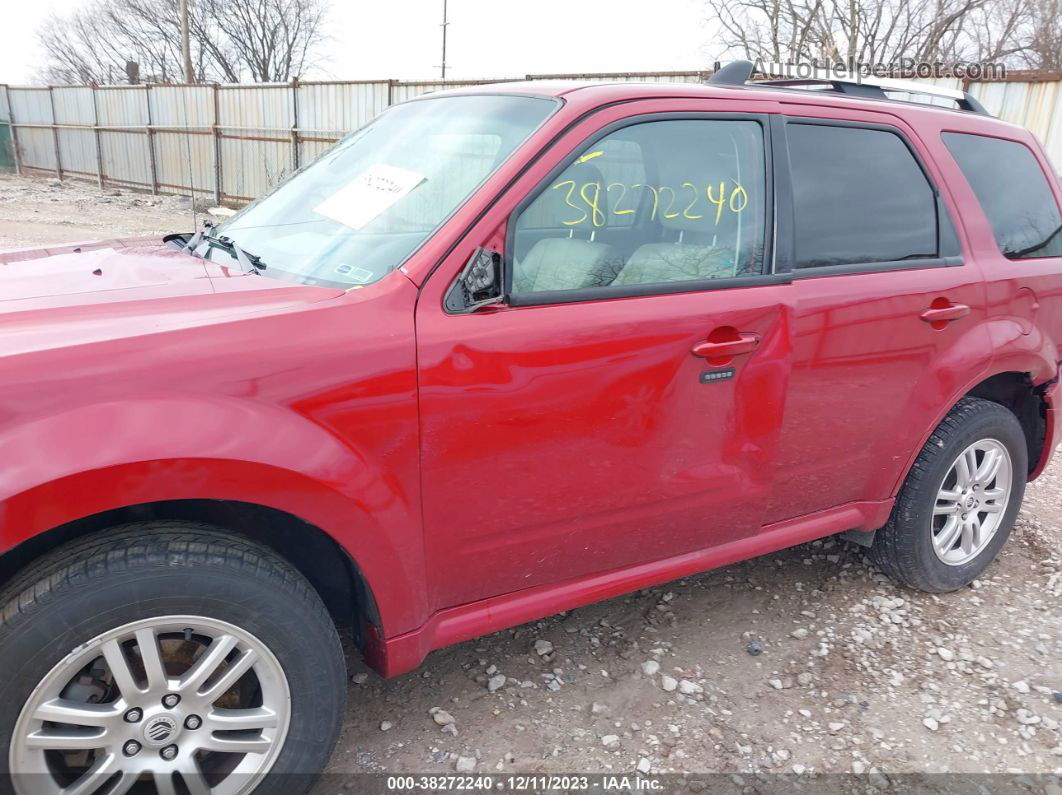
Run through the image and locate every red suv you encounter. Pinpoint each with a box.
[2,64,1061,793]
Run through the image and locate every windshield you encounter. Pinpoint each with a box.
[207,94,557,288]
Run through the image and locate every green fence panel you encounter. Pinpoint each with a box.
[0,123,14,173]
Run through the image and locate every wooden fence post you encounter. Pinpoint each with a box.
[47,86,62,180]
[145,85,158,195]
[290,78,300,173]
[90,85,104,188]
[212,83,222,204]
[4,84,21,176]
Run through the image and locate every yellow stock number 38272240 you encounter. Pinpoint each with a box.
[550,178,750,228]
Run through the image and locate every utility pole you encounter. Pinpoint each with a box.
[180,0,194,83]
[439,0,449,80]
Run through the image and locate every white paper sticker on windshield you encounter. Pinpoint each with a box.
[334,263,375,283]
[314,164,425,230]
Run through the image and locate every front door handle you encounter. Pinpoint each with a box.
[691,333,760,359]
[920,303,970,324]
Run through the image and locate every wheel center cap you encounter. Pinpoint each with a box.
[142,714,180,747]
[963,494,979,511]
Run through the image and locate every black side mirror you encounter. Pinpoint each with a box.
[445,247,504,313]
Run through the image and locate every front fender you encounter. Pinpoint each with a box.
[0,395,427,636]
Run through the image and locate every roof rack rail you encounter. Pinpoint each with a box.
[706,61,991,116]
[758,73,990,115]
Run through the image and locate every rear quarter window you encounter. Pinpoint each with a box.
[942,132,1062,259]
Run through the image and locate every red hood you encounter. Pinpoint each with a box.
[0,239,339,306]
[0,239,346,356]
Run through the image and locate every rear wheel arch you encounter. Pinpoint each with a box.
[0,499,383,647]
[888,369,1050,501]
[964,371,1048,478]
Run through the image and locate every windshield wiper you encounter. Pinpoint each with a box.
[184,222,267,275]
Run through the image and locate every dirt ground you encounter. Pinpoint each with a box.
[2,173,1060,784]
[0,174,200,249]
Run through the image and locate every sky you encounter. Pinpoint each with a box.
[0,0,715,85]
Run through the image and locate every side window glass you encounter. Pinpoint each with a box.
[943,132,1062,259]
[787,124,940,269]
[510,119,767,296]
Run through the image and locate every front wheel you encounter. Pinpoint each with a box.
[0,523,346,795]
[870,397,1028,592]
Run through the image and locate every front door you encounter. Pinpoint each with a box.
[415,109,794,608]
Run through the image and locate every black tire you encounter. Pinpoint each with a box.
[0,523,346,795]
[870,397,1028,592]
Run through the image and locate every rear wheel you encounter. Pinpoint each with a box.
[0,524,346,795]
[870,397,1027,592]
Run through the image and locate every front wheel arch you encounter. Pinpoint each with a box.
[0,522,346,794]
[0,500,382,653]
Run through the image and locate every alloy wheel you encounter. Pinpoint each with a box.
[10,615,290,795]
[931,438,1013,566]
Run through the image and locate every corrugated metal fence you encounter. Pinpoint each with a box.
[1,70,1060,203]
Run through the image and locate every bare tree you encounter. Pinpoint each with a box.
[705,0,1031,68]
[958,0,1032,63]
[197,0,329,81]
[958,0,1062,69]
[37,0,328,85]
[38,0,183,85]
[1021,0,1062,68]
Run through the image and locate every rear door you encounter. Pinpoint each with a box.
[764,109,990,524]
[414,100,795,609]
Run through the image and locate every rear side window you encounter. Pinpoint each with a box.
[787,124,940,269]
[942,132,1062,259]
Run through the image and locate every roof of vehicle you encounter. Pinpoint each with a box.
[428,79,1026,136]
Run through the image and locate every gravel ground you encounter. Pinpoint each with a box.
[0,173,200,248]
[2,173,1060,785]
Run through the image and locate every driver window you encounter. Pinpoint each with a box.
[510,119,767,296]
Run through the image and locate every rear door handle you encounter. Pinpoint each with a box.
[920,303,970,324]
[691,333,760,358]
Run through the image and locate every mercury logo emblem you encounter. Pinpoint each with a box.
[143,716,177,746]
